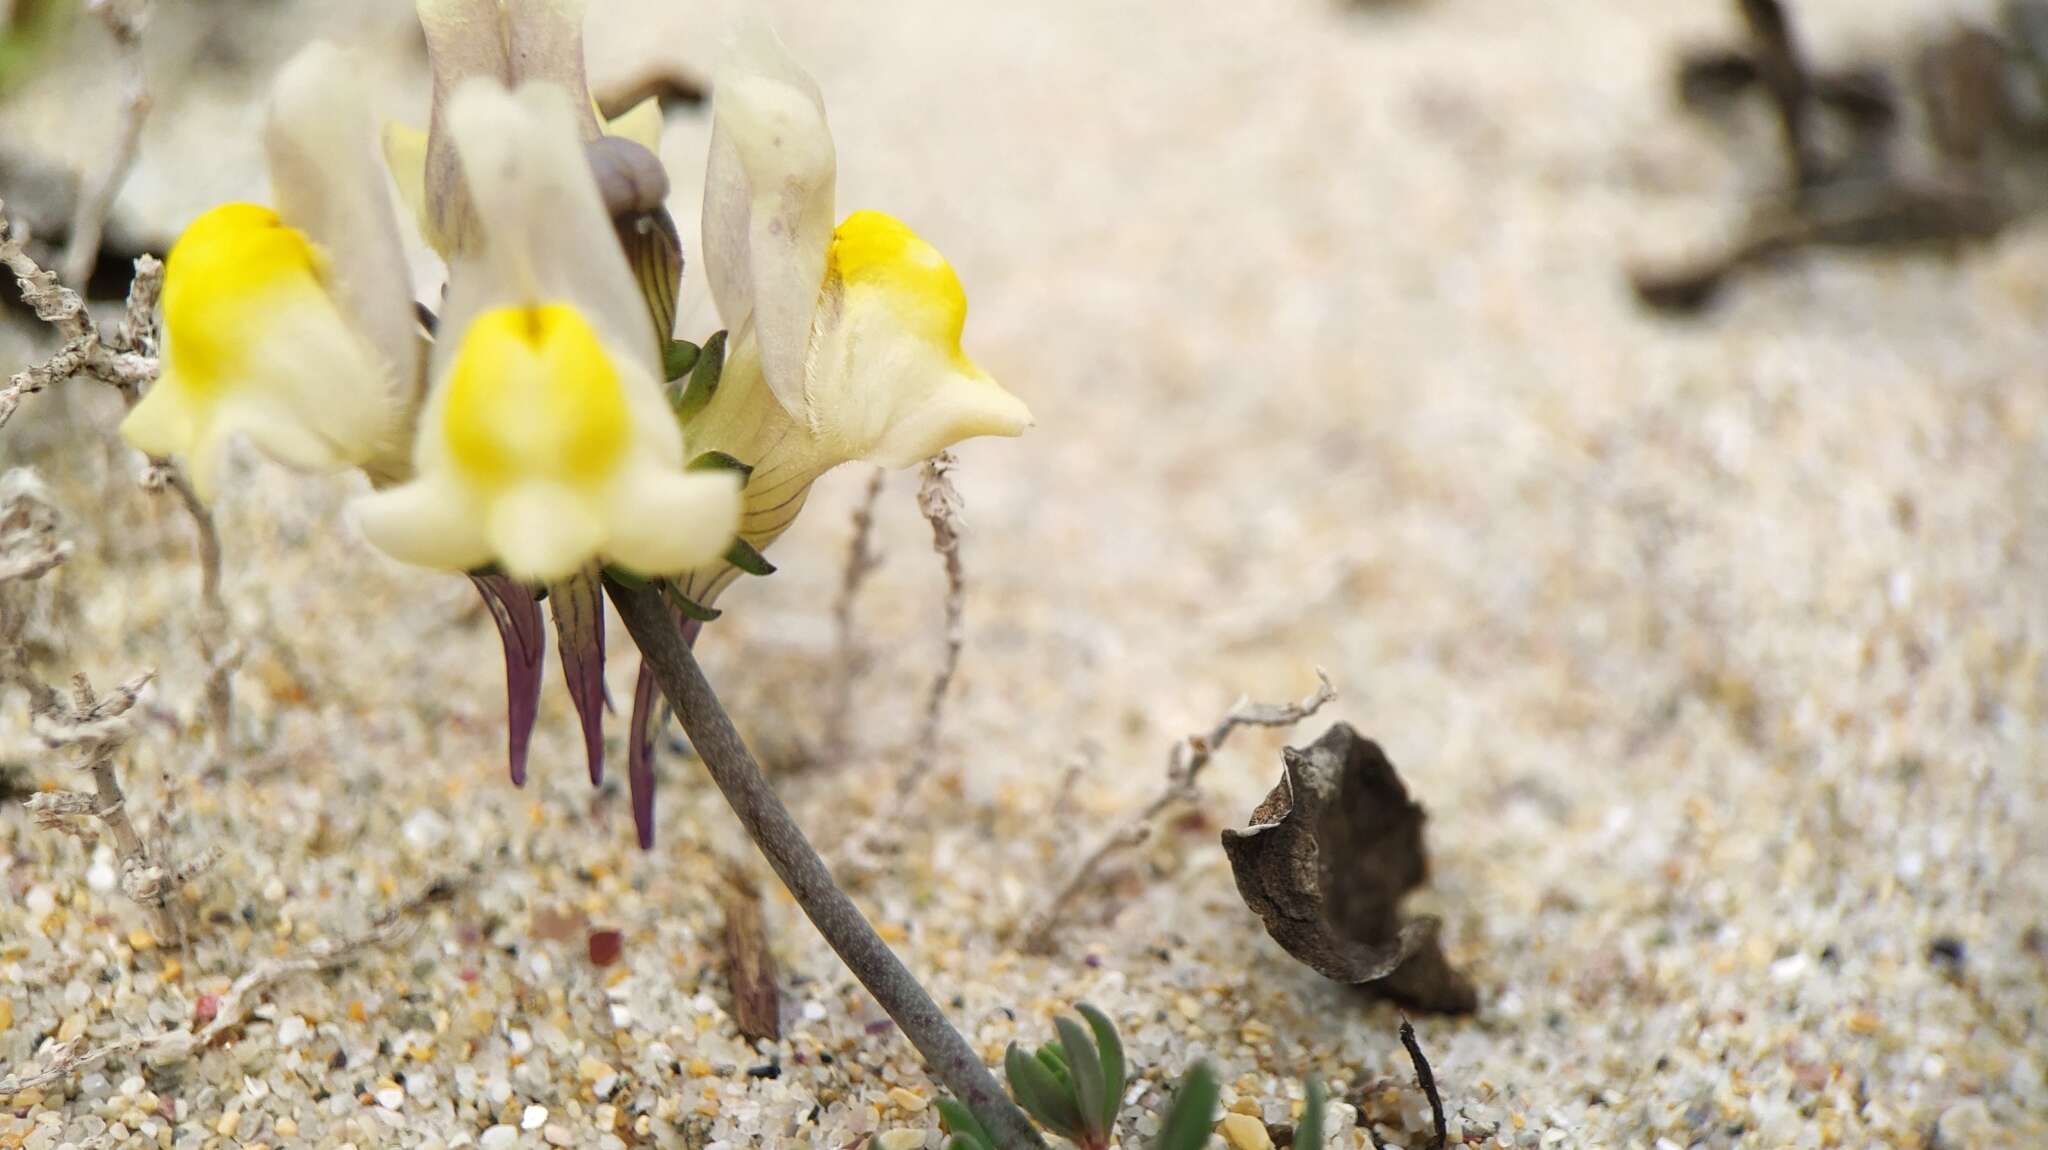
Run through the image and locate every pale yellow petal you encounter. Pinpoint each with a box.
[266,42,419,412]
[487,480,606,582]
[354,473,494,571]
[438,80,658,377]
[704,20,834,415]
[117,371,204,464]
[381,121,432,247]
[603,463,742,575]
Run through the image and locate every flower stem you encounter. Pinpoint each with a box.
[608,580,1045,1150]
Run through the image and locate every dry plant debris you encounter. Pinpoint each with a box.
[1632,0,2048,312]
[824,467,888,759]
[1222,723,1476,1014]
[1397,1020,1448,1150]
[1020,671,1336,953]
[719,864,783,1044]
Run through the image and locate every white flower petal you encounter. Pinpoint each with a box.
[266,42,420,423]
[704,20,835,415]
[437,79,657,378]
[418,0,511,253]
[487,481,607,583]
[505,0,600,137]
[354,473,494,572]
[603,462,743,575]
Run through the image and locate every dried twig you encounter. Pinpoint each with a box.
[0,204,158,425]
[1399,1019,1448,1150]
[1,208,235,744]
[0,879,449,1093]
[719,864,782,1044]
[823,468,887,758]
[908,452,968,793]
[1019,670,1337,953]
[60,0,154,289]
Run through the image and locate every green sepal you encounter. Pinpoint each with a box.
[601,565,650,590]
[687,451,755,484]
[1077,1003,1126,1132]
[936,1099,994,1150]
[1296,1077,1326,1150]
[662,338,701,382]
[1154,1064,1218,1150]
[1006,1042,1084,1138]
[671,329,726,422]
[660,581,722,622]
[725,538,776,576]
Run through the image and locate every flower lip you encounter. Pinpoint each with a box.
[441,302,633,488]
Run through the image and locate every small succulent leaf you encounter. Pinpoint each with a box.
[627,660,662,849]
[936,1099,994,1150]
[1055,1016,1107,1140]
[1036,1044,1073,1090]
[1296,1078,1326,1150]
[725,537,776,576]
[663,338,701,382]
[687,451,756,482]
[1154,1063,1219,1150]
[1077,1004,1126,1130]
[468,573,546,787]
[548,570,608,786]
[673,329,726,422]
[1006,1042,1085,1138]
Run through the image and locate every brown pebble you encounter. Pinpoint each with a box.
[588,928,624,967]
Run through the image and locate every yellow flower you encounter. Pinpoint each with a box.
[673,23,1030,605]
[355,80,739,584]
[118,43,419,500]
[382,0,663,257]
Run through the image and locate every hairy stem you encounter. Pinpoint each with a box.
[608,580,1044,1150]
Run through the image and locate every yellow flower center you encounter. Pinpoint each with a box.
[441,304,632,487]
[162,203,326,394]
[827,210,971,366]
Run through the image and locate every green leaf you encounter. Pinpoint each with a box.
[936,1099,995,1150]
[672,329,726,422]
[1295,1078,1326,1150]
[1007,1042,1085,1139]
[725,538,776,576]
[1055,1017,1107,1141]
[662,338,701,382]
[1154,1064,1218,1150]
[661,583,722,622]
[1077,1004,1125,1131]
[1036,1043,1073,1091]
[686,451,755,483]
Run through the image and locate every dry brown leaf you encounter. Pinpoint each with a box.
[1221,722,1477,1014]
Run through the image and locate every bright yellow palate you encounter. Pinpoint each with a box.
[441,304,632,487]
[829,210,972,363]
[162,203,326,394]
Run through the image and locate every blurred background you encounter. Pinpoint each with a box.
[1,1,2043,1147]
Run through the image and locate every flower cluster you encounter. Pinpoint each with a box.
[118,0,1030,847]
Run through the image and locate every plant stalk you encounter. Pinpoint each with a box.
[608,580,1045,1150]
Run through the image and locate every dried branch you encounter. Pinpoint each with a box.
[823,467,887,758]
[0,204,158,425]
[1019,670,1337,953]
[0,214,234,744]
[1399,1019,1449,1150]
[0,879,448,1093]
[20,670,190,942]
[60,0,154,289]
[908,452,967,793]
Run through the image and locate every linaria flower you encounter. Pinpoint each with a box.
[118,43,419,500]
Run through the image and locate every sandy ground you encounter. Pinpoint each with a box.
[2,0,2045,1147]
